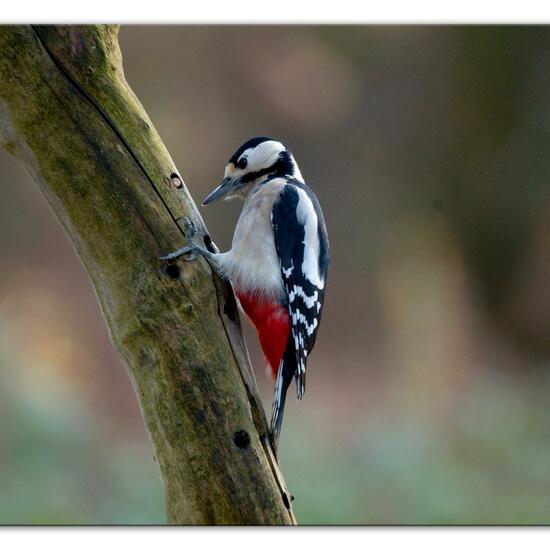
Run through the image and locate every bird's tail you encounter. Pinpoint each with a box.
[270,342,296,453]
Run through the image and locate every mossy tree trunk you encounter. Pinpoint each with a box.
[0,24,295,525]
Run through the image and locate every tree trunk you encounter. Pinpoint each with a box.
[0,24,295,525]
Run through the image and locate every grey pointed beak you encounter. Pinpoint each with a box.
[202,177,238,206]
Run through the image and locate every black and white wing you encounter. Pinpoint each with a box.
[272,180,329,399]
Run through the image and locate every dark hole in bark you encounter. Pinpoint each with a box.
[164,263,180,279]
[170,173,183,188]
[233,430,250,449]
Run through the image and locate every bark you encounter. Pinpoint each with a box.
[0,24,295,525]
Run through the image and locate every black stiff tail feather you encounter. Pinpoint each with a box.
[270,342,296,452]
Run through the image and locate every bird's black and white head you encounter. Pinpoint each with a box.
[202,137,304,205]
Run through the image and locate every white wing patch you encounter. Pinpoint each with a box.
[295,188,325,289]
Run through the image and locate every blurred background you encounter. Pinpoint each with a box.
[2,25,550,524]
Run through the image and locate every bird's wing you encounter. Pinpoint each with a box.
[271,181,328,398]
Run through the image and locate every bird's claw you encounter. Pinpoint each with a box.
[159,218,199,262]
[183,217,196,244]
[159,245,197,262]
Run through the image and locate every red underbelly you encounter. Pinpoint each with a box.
[236,290,290,380]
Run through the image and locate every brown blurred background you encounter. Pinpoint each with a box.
[2,26,550,524]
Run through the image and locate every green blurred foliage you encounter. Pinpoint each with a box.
[0,328,164,524]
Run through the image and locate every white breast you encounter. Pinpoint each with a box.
[219,180,286,300]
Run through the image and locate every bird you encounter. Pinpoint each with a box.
[161,137,329,450]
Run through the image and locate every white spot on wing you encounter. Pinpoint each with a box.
[282,264,294,278]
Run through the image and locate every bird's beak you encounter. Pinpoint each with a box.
[202,177,239,206]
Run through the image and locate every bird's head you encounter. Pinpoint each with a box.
[202,137,303,205]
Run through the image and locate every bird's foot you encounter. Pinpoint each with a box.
[182,217,197,243]
[159,217,199,261]
[159,245,197,261]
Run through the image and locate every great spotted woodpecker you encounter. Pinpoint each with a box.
[161,137,329,450]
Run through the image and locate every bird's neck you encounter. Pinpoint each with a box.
[253,168,300,187]
[244,173,283,199]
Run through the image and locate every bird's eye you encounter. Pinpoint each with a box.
[237,157,248,169]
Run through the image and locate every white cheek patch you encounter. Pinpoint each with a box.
[248,141,285,172]
[295,188,325,289]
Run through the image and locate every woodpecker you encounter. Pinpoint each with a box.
[161,137,329,450]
